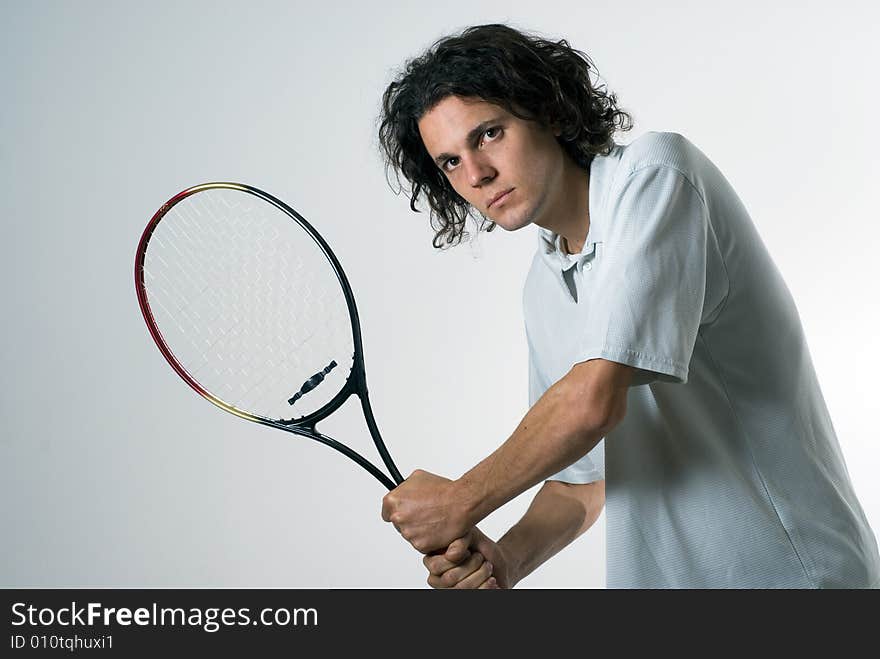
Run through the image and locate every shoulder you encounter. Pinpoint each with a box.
[609,131,708,204]
[617,130,702,173]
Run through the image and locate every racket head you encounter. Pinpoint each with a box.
[135,182,366,428]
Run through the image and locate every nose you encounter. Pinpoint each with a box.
[464,155,496,188]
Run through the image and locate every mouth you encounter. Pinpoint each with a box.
[487,188,514,209]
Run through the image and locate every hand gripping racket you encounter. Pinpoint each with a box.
[135,182,404,490]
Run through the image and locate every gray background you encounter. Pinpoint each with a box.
[2,0,877,588]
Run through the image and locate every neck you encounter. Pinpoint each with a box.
[535,156,590,255]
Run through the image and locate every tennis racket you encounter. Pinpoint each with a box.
[135,182,404,490]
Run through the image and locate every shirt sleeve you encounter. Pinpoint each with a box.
[527,324,605,484]
[577,164,710,385]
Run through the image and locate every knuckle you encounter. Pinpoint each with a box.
[455,550,472,564]
[426,560,446,575]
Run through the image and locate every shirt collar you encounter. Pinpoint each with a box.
[536,152,609,274]
[538,221,601,274]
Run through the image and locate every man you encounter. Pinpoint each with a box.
[377,24,880,588]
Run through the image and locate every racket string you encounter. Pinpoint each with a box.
[143,188,355,418]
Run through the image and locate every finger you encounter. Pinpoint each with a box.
[444,531,473,564]
[439,552,485,588]
[428,551,483,589]
[453,559,494,589]
[478,577,499,590]
[424,550,471,575]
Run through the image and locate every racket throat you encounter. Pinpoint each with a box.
[288,360,338,406]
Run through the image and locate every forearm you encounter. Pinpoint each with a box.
[456,361,624,526]
[382,360,627,556]
[498,480,605,587]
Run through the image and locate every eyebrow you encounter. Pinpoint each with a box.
[432,116,505,166]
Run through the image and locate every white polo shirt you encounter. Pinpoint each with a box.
[524,131,880,588]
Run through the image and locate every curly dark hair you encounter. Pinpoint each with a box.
[378,23,634,248]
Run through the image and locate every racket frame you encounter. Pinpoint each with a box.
[135,182,403,490]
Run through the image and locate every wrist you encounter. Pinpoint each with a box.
[495,532,525,588]
[470,527,520,589]
[452,473,486,528]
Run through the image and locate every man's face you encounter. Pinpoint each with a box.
[417,95,566,232]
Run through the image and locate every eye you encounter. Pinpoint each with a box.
[442,156,460,172]
[482,127,502,143]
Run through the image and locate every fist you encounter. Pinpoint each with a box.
[423,529,512,589]
[381,470,471,553]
